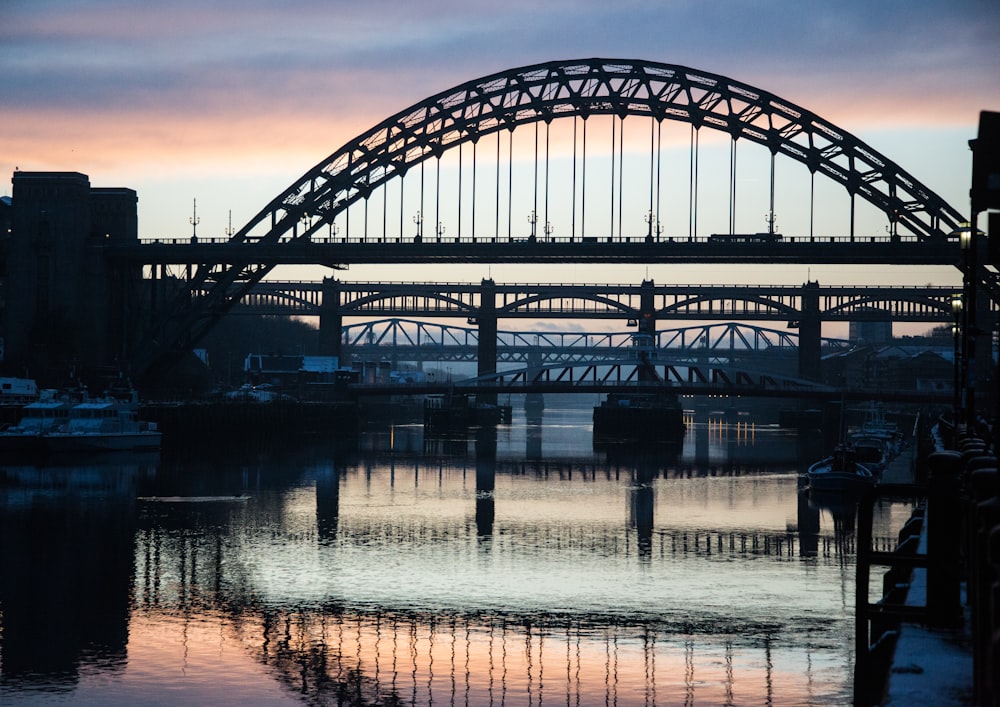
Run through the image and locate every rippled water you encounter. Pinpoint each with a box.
[0,399,913,705]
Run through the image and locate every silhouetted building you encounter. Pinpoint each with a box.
[2,171,142,386]
[823,344,952,394]
[849,317,892,346]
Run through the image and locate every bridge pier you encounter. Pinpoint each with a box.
[637,279,658,381]
[319,277,343,361]
[798,280,822,382]
[316,463,340,542]
[475,425,496,538]
[475,278,498,406]
[525,349,545,415]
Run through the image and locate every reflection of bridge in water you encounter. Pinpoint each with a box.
[0,447,895,704]
[125,450,886,705]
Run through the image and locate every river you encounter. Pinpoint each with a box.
[0,397,914,705]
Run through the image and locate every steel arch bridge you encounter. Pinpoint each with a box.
[132,58,966,378]
[248,58,962,245]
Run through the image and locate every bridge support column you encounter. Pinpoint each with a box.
[475,425,497,538]
[476,278,498,406]
[637,279,658,381]
[319,277,343,361]
[798,281,822,382]
[525,349,544,417]
[316,463,340,542]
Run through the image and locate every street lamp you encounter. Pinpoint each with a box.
[951,293,963,426]
[960,223,977,429]
[413,211,423,242]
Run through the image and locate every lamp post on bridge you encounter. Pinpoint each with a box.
[413,211,423,243]
[764,210,777,235]
[644,210,662,243]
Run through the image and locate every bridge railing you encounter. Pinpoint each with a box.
[137,232,944,246]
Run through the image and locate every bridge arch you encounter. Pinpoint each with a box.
[822,292,952,319]
[658,294,799,319]
[340,291,477,316]
[497,293,635,318]
[238,58,962,247]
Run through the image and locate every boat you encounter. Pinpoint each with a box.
[850,433,891,475]
[423,393,512,432]
[592,391,685,445]
[43,394,162,453]
[843,403,902,475]
[857,402,901,451]
[807,444,876,491]
[0,392,73,453]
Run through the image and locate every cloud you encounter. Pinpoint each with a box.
[2,0,996,234]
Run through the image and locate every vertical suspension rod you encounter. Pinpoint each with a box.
[435,154,441,240]
[495,130,501,241]
[572,116,578,241]
[471,137,477,241]
[610,116,616,240]
[729,137,737,234]
[507,128,513,241]
[656,118,663,240]
[533,120,539,238]
[850,193,856,241]
[544,120,550,239]
[648,116,655,239]
[582,118,588,239]
[768,150,776,233]
[618,115,625,240]
[809,170,815,241]
[457,141,463,239]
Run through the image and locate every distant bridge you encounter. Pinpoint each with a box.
[228,280,963,322]
[338,319,848,367]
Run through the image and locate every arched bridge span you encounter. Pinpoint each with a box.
[247,58,962,246]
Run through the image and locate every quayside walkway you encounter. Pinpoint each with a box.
[854,421,992,706]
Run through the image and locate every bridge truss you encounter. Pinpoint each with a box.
[340,318,849,366]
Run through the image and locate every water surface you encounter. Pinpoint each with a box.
[0,400,912,704]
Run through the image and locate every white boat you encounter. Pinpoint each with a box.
[0,392,73,453]
[807,445,876,491]
[43,395,162,453]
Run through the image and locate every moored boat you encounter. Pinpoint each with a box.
[807,444,876,491]
[592,391,685,445]
[43,394,162,453]
[850,433,891,475]
[0,391,73,453]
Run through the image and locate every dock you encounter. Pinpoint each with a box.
[855,429,979,705]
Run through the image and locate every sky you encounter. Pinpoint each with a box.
[3,0,999,293]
